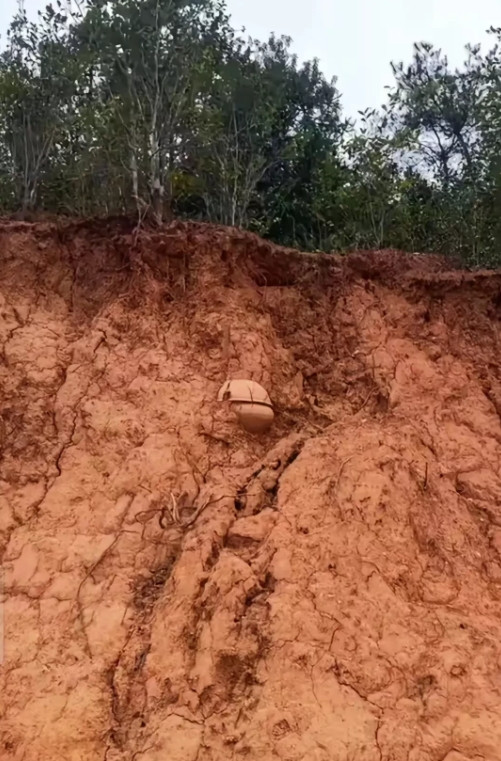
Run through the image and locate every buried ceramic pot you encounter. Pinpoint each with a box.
[217,379,274,433]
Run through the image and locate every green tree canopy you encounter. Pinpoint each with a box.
[0,0,500,265]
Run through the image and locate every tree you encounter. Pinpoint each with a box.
[73,0,232,223]
[386,38,501,264]
[0,5,83,214]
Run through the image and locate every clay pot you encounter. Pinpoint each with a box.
[231,401,275,433]
[217,379,274,433]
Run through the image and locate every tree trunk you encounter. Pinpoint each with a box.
[151,178,164,225]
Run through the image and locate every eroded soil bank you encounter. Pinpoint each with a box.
[2,219,501,761]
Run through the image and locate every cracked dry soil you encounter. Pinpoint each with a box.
[2,218,501,761]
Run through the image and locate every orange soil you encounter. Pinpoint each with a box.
[1,219,501,761]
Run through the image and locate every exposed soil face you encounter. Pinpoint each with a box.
[2,219,501,761]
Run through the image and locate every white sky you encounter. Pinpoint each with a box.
[2,0,499,116]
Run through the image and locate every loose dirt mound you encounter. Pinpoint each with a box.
[2,219,501,761]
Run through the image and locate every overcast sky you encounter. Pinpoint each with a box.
[2,0,499,116]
